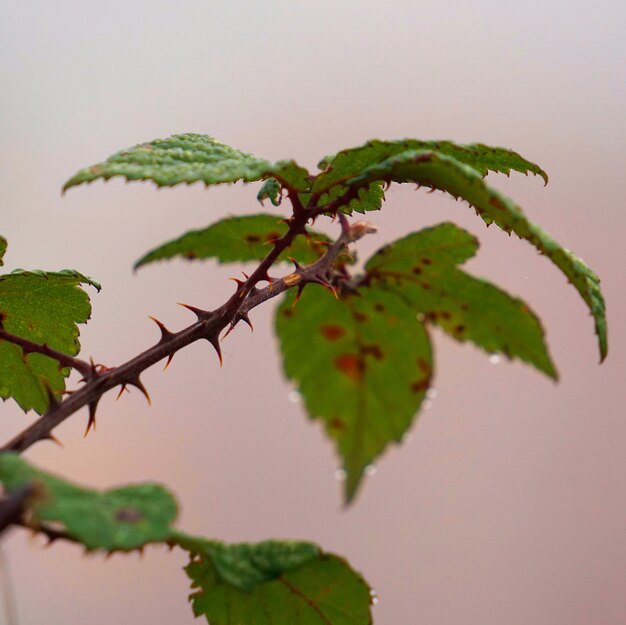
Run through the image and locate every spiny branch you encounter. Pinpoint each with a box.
[0,329,93,379]
[1,201,374,454]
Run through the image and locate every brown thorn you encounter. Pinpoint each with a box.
[44,433,63,448]
[148,316,175,342]
[241,313,254,332]
[288,256,303,272]
[127,377,151,405]
[115,384,128,401]
[207,335,223,367]
[164,353,174,370]
[41,380,61,412]
[84,398,100,436]
[292,284,306,306]
[177,303,212,320]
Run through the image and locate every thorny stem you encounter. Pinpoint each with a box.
[0,330,93,379]
[1,201,374,454]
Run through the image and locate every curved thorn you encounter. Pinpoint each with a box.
[164,353,174,370]
[84,399,100,436]
[288,256,303,272]
[127,377,151,405]
[207,335,223,367]
[148,316,175,342]
[44,433,63,448]
[177,303,211,320]
[241,313,254,332]
[115,384,128,401]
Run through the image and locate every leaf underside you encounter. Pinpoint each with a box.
[0,268,100,413]
[63,133,310,192]
[345,149,607,360]
[135,214,333,270]
[276,286,433,503]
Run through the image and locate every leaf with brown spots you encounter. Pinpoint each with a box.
[135,214,336,270]
[366,222,558,379]
[345,149,606,361]
[0,454,177,551]
[276,286,433,503]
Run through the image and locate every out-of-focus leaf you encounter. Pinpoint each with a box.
[0,454,177,552]
[179,533,373,625]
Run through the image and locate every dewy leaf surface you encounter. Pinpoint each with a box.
[314,138,548,193]
[346,150,607,360]
[365,223,557,378]
[63,133,310,192]
[0,269,100,413]
[181,536,372,625]
[0,454,177,551]
[135,214,332,270]
[276,286,433,503]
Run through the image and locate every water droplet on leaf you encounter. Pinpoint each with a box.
[288,390,301,404]
[365,464,377,477]
[489,353,501,365]
[334,469,347,481]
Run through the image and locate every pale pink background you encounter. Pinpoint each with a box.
[1,2,624,624]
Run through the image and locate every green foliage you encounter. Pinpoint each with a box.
[1,132,608,623]
[182,540,372,625]
[365,222,557,378]
[0,237,6,266]
[173,534,321,591]
[0,454,373,623]
[63,133,310,192]
[318,181,386,215]
[342,149,606,360]
[276,286,432,503]
[0,453,177,551]
[0,262,100,413]
[314,138,548,194]
[135,214,332,270]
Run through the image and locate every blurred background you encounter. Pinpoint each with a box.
[1,1,624,623]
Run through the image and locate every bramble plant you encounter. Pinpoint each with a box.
[0,134,607,623]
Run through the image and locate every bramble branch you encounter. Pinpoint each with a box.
[1,197,375,454]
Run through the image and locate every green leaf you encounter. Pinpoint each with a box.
[318,181,386,215]
[134,214,333,270]
[345,150,607,361]
[257,178,283,206]
[180,535,372,625]
[63,133,310,193]
[276,286,433,503]
[366,223,557,378]
[0,269,100,413]
[314,138,548,193]
[0,453,178,551]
